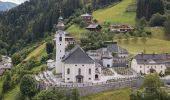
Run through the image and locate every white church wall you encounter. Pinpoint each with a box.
[103,58,113,67]
[64,63,96,83]
[55,31,66,73]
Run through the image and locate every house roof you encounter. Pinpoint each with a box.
[107,43,128,54]
[111,24,134,29]
[46,59,54,63]
[134,54,166,64]
[81,13,92,17]
[62,45,95,64]
[102,51,113,59]
[86,24,101,29]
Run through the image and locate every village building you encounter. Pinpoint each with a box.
[86,24,102,32]
[47,15,101,83]
[110,24,134,33]
[65,32,75,47]
[0,56,12,76]
[87,42,129,68]
[80,13,93,23]
[131,54,167,75]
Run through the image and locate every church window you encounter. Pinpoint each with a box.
[60,44,61,45]
[78,68,81,75]
[59,37,62,41]
[67,68,70,74]
[89,68,91,74]
[89,78,91,80]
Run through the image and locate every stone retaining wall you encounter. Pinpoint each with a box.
[38,78,143,96]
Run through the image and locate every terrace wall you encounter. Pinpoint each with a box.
[38,77,143,96]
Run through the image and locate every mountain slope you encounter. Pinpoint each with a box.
[0,1,18,11]
[0,0,82,55]
[93,0,136,25]
[0,0,28,4]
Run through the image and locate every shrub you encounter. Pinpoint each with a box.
[149,13,166,26]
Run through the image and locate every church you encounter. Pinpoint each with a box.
[47,14,101,83]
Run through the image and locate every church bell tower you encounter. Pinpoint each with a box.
[54,9,65,73]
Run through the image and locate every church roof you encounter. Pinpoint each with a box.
[134,54,166,65]
[62,45,95,64]
[107,43,128,54]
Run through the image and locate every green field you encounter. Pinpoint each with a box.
[118,38,170,54]
[66,24,88,42]
[145,27,167,40]
[4,85,19,100]
[93,0,136,25]
[81,88,132,100]
[24,43,47,61]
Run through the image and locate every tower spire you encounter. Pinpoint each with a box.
[57,8,65,30]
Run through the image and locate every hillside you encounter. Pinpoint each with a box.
[93,0,136,25]
[82,88,132,100]
[0,0,170,99]
[0,0,82,55]
[0,1,17,11]
[118,38,170,54]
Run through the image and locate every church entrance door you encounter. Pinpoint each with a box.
[77,78,82,83]
[76,75,84,83]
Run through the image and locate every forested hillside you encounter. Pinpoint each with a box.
[0,0,82,55]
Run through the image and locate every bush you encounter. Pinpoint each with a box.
[2,71,12,93]
[46,42,54,54]
[20,75,38,98]
[164,16,170,35]
[149,13,166,26]
[12,53,22,65]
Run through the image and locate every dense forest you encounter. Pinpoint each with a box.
[0,0,118,56]
[136,0,170,37]
[0,0,82,55]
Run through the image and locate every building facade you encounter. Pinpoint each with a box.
[81,13,93,23]
[131,54,167,75]
[110,24,134,33]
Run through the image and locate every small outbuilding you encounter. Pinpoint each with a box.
[86,24,102,32]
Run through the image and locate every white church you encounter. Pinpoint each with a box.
[47,15,101,83]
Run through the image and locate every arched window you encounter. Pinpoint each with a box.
[67,68,70,74]
[78,68,81,75]
[59,37,62,41]
[89,68,91,74]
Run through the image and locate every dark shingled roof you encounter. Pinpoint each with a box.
[134,54,166,64]
[86,24,102,29]
[107,44,128,54]
[62,45,95,64]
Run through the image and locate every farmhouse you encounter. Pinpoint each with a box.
[81,13,93,23]
[110,24,134,33]
[86,24,102,32]
[47,15,101,83]
[87,42,129,67]
[65,32,75,47]
[131,54,167,75]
